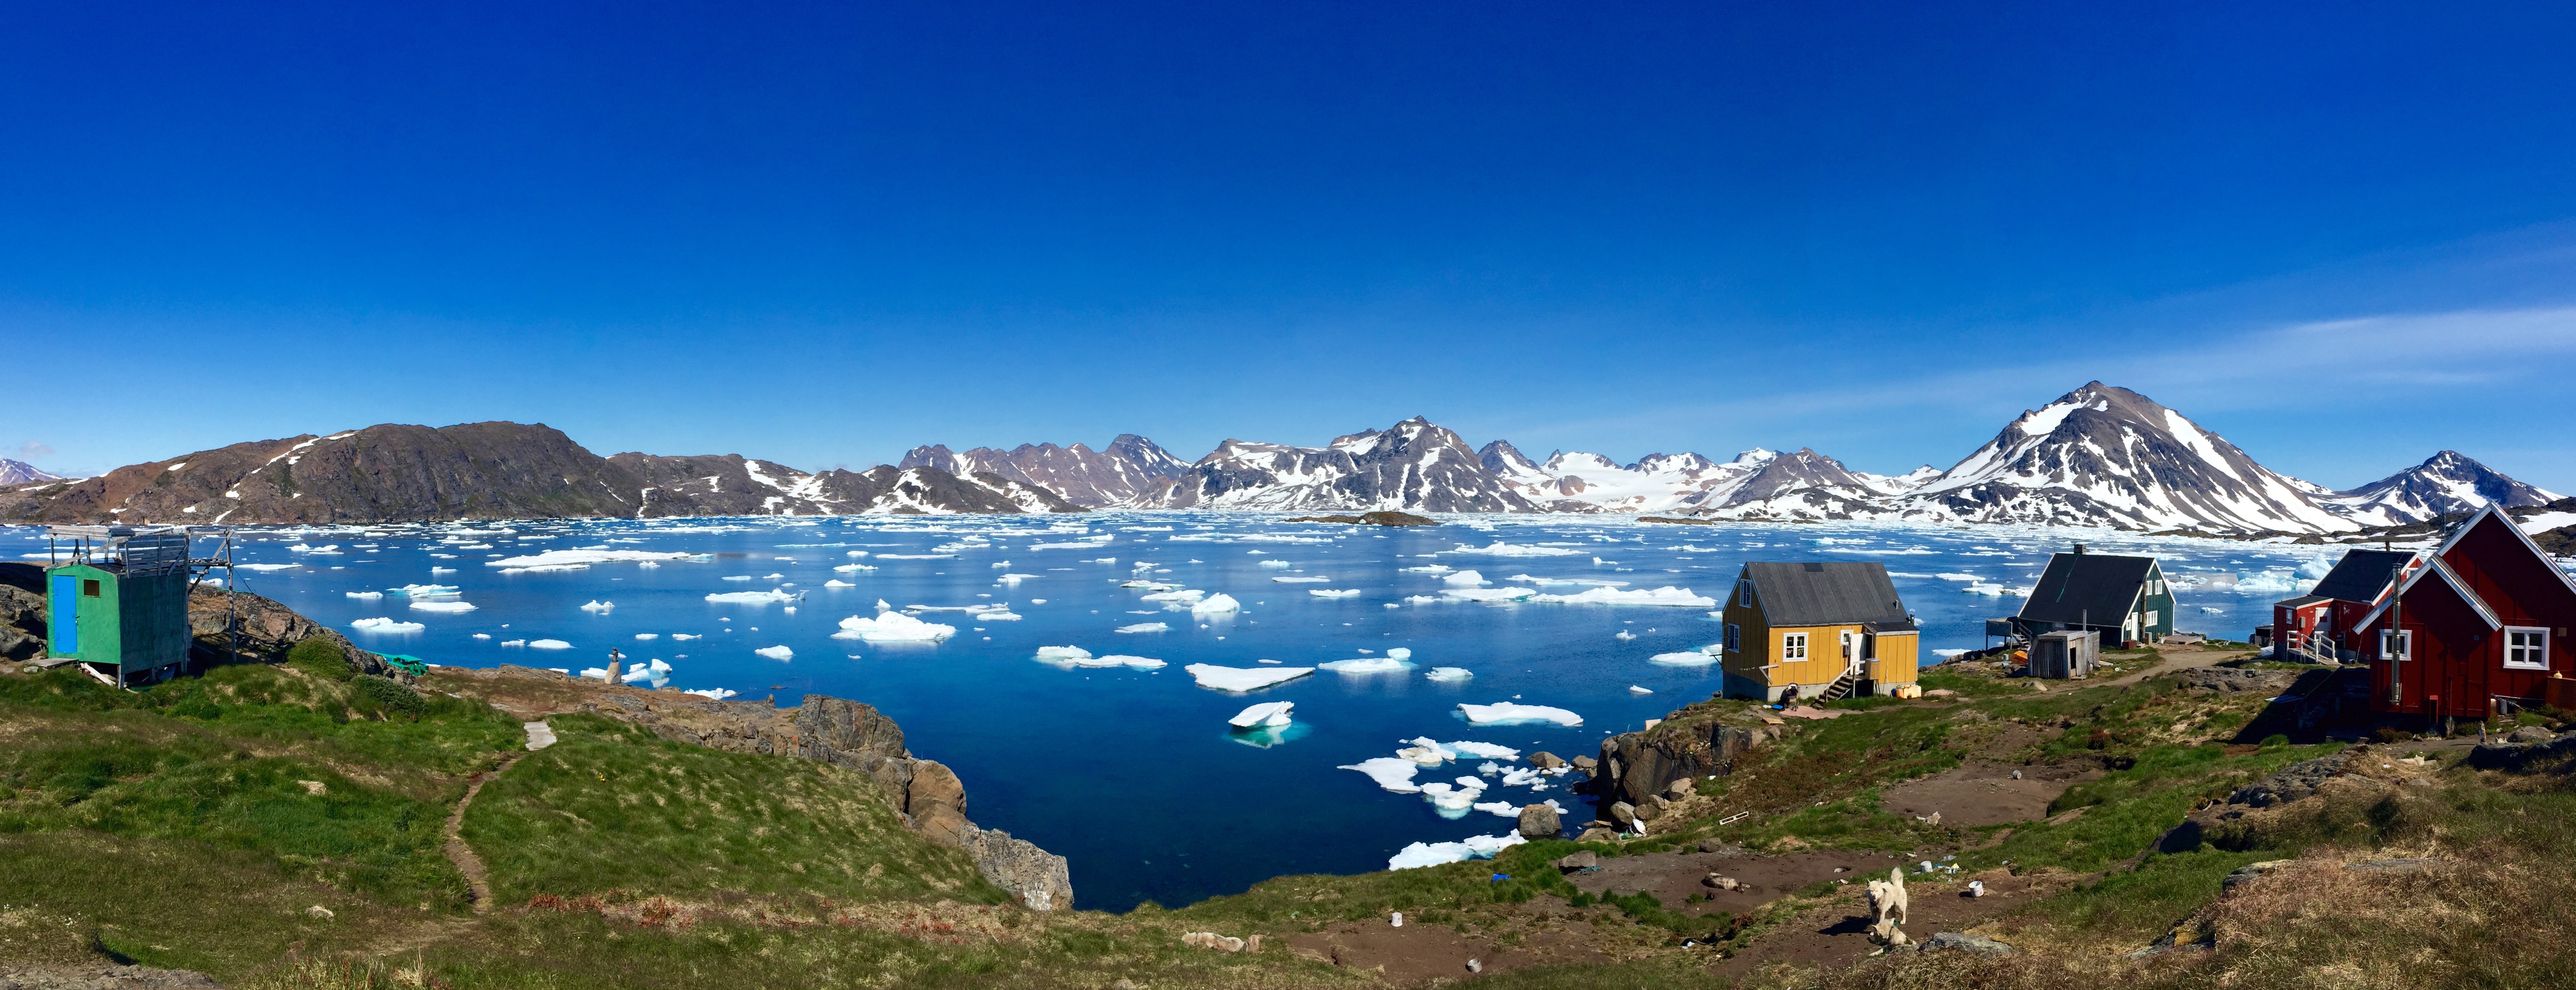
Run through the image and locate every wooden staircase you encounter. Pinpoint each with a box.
[1815,665,1864,702]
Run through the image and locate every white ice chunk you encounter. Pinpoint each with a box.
[1190,593,1241,614]
[1271,576,1330,583]
[1528,586,1715,606]
[682,687,740,700]
[635,633,660,641]
[349,617,425,634]
[832,612,957,642]
[705,590,799,604]
[1308,589,1364,598]
[1386,832,1527,869]
[346,591,383,600]
[755,645,794,660]
[1339,757,1423,793]
[1115,622,1169,633]
[528,639,572,650]
[1457,702,1583,726]
[1441,542,1581,557]
[1228,701,1295,728]
[1387,647,1412,660]
[1318,658,1413,674]
[485,549,699,568]
[1443,587,1536,602]
[1629,684,1653,694]
[1184,663,1313,692]
[1444,740,1521,760]
[1425,667,1474,682]
[1648,648,1720,666]
[409,600,477,613]
[579,600,614,613]
[1442,570,1488,586]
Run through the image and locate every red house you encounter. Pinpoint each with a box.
[2356,505,2576,723]
[2271,548,2412,663]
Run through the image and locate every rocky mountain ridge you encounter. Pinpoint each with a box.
[2320,449,2563,526]
[899,435,1188,507]
[0,458,59,486]
[0,422,1079,525]
[1129,417,1538,512]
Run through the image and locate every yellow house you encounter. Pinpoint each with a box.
[1720,561,1921,702]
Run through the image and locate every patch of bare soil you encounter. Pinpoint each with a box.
[441,756,519,913]
[1570,850,1878,920]
[1286,906,1620,984]
[1879,764,2095,828]
[1707,867,2074,978]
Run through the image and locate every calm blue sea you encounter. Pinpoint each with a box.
[6,514,2332,911]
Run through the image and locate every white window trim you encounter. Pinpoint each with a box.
[2504,626,2551,671]
[2145,610,2158,628]
[2381,629,2412,660]
[1782,632,1808,661]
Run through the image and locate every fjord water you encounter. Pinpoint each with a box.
[7,514,2328,912]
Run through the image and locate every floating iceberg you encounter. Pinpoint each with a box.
[1318,657,1412,674]
[1629,684,1654,694]
[635,633,660,641]
[346,591,383,600]
[1399,564,1455,574]
[1420,779,1485,811]
[825,579,857,587]
[1190,593,1241,614]
[1528,586,1714,607]
[528,639,573,650]
[1441,542,1581,557]
[1229,701,1295,728]
[1443,587,1536,602]
[672,634,701,641]
[1387,832,1527,870]
[1035,646,1093,662]
[1115,622,1169,634]
[754,645,794,661]
[1387,647,1412,660]
[391,584,460,596]
[832,564,876,572]
[1444,740,1521,760]
[1184,663,1313,692]
[1338,756,1424,793]
[579,600,613,613]
[996,573,1038,584]
[705,590,799,604]
[832,611,957,643]
[349,617,425,634]
[1648,647,1720,666]
[1425,666,1474,682]
[1457,702,1582,726]
[682,687,739,700]
[1258,559,1294,568]
[485,549,698,569]
[1308,588,1364,598]
[1442,570,1487,586]
[1271,576,1330,583]
[1140,589,1204,601]
[409,600,477,613]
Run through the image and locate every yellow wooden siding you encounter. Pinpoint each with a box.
[1721,599,1769,683]
[1869,631,1920,685]
[1768,625,1858,686]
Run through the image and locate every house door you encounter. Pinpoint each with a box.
[49,575,77,654]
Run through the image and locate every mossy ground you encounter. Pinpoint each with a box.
[6,645,2576,989]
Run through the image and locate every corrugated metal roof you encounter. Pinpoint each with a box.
[1741,561,1914,629]
[2308,549,2412,603]
[2015,551,2155,626]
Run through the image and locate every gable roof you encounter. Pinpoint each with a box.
[1739,561,1914,630]
[2436,504,2576,601]
[2353,556,2502,633]
[2307,549,2414,603]
[2014,551,2157,627]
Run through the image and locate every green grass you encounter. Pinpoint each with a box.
[462,714,1004,908]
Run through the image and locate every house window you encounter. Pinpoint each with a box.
[83,579,100,597]
[1724,624,1741,652]
[2505,627,2550,670]
[2144,610,2158,628]
[1782,632,1807,660]
[2381,629,2412,660]
[1740,582,1755,607]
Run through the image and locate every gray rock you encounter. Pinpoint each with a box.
[1577,827,1620,843]
[1608,801,1638,827]
[1517,803,1561,840]
[1555,850,1598,870]
[1569,755,1598,771]
[1530,751,1566,770]
[1923,931,2014,955]
[1698,840,1746,856]
[1664,777,1697,799]
[2511,726,2552,744]
[2222,859,2292,894]
[2229,754,2347,807]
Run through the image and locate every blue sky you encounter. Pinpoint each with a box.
[7,1,2575,490]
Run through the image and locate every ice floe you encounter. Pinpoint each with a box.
[409,600,477,613]
[1229,701,1295,728]
[1527,586,1714,606]
[1184,663,1314,692]
[1308,588,1364,598]
[1387,833,1526,870]
[754,645,794,661]
[1338,757,1425,792]
[1442,570,1488,586]
[1425,667,1474,682]
[349,617,425,633]
[1441,542,1582,557]
[1442,587,1537,602]
[825,579,857,587]
[1190,593,1241,614]
[1457,702,1583,726]
[832,610,957,643]
[528,639,572,650]
[682,687,739,700]
[1271,576,1330,583]
[1648,647,1720,666]
[485,549,699,569]
[1629,684,1653,694]
[1318,657,1413,674]
[346,591,383,600]
[579,600,613,613]
[1115,622,1169,634]
[1140,589,1204,601]
[704,590,800,604]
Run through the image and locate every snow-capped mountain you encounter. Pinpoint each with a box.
[900,435,1189,508]
[1890,383,2359,534]
[1135,417,1537,512]
[2320,450,2564,526]
[1478,444,1772,513]
[0,423,1079,525]
[0,459,61,486]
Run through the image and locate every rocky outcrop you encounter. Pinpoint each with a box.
[465,672,1074,911]
[1134,417,1539,513]
[2227,754,2351,808]
[1596,718,1766,809]
[0,421,1079,525]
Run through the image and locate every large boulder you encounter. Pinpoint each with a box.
[904,760,975,846]
[1517,803,1561,839]
[1598,720,1761,808]
[0,583,44,660]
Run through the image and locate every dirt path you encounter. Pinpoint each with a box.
[1705,867,2069,978]
[2098,644,2250,687]
[443,723,550,913]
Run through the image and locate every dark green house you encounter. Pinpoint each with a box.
[2008,543,2178,646]
[44,526,197,687]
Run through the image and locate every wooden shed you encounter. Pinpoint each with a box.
[2029,630,2100,680]
[42,525,198,687]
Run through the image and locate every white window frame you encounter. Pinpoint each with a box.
[1782,632,1808,661]
[2381,629,2412,660]
[1723,623,1741,652]
[2144,610,2158,628]
[2504,626,2551,671]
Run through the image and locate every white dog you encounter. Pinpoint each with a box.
[1866,867,1909,927]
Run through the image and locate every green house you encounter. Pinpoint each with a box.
[44,526,198,687]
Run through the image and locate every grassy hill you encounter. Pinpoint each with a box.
[6,639,2575,989]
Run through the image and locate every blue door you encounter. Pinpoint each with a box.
[49,575,78,654]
